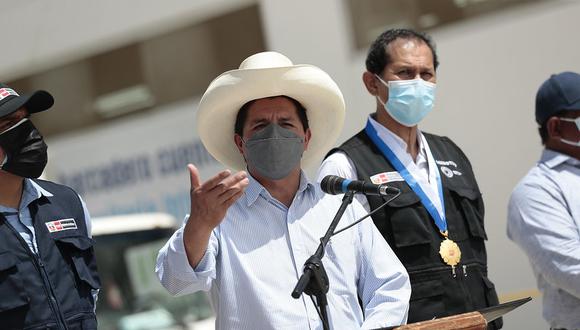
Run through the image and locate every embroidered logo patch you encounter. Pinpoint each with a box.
[46,218,77,233]
[370,171,404,184]
[436,160,463,178]
[0,88,19,101]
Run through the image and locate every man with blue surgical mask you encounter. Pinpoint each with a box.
[318,28,502,328]
[507,72,580,330]
[156,51,411,330]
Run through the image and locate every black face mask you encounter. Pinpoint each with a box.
[0,119,48,178]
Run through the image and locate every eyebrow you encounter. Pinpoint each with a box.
[250,115,295,124]
[249,118,270,125]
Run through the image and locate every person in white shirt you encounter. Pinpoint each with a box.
[507,71,580,330]
[156,51,410,330]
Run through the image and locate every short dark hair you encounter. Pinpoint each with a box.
[234,96,309,136]
[365,28,439,75]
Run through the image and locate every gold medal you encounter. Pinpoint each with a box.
[439,238,461,266]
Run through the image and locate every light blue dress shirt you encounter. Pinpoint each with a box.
[507,149,580,329]
[156,172,410,330]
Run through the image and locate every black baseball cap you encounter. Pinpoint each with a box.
[0,82,54,118]
[535,71,580,125]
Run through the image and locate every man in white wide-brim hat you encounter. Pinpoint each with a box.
[156,51,410,329]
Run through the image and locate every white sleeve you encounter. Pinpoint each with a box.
[155,217,219,296]
[317,151,370,212]
[507,181,580,298]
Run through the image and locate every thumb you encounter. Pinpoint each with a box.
[187,164,201,190]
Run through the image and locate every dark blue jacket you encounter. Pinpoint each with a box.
[0,179,100,330]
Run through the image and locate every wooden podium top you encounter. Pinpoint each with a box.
[393,312,487,330]
[378,297,531,330]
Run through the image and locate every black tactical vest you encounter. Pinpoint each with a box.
[0,179,101,330]
[331,130,502,329]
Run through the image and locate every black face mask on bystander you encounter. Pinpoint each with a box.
[0,118,48,178]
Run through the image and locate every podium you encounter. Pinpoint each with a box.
[382,297,532,330]
[392,312,487,330]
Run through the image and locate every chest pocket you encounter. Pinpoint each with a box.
[54,235,101,290]
[444,185,487,242]
[0,252,29,312]
[381,183,433,249]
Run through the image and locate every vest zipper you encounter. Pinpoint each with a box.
[409,262,482,279]
[409,265,454,275]
[4,221,70,330]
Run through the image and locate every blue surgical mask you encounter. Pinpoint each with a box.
[375,75,436,127]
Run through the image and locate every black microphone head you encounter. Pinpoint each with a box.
[320,175,345,195]
[378,184,401,195]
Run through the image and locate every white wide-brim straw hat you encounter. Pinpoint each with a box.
[196,51,346,170]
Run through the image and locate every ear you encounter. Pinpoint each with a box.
[362,71,379,96]
[303,128,312,151]
[234,134,244,154]
[546,117,563,140]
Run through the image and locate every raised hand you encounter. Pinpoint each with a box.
[183,164,249,267]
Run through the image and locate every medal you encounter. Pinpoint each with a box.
[439,231,461,277]
[439,238,461,266]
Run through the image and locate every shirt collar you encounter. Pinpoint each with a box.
[0,179,53,212]
[368,115,427,159]
[27,179,54,198]
[21,179,53,208]
[541,148,580,168]
[244,170,314,206]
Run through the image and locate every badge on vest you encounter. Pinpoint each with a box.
[370,171,404,184]
[46,218,78,233]
[438,231,462,277]
[436,160,463,178]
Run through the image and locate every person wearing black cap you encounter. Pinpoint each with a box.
[0,83,101,329]
[507,72,580,330]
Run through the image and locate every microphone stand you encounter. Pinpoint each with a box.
[291,191,355,330]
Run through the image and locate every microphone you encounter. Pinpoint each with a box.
[320,175,400,196]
